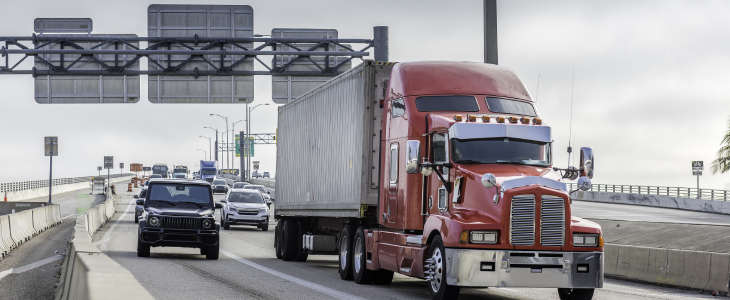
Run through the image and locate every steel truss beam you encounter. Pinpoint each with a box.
[0,36,372,76]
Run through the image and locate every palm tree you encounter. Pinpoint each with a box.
[711,118,730,174]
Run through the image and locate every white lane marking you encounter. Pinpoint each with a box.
[62,214,76,219]
[221,249,367,300]
[93,197,134,254]
[0,254,63,281]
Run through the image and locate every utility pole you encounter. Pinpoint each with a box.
[45,136,57,204]
[484,0,498,64]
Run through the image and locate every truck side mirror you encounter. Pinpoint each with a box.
[406,140,421,174]
[580,147,594,179]
[578,176,592,191]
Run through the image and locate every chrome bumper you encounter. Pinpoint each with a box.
[445,249,603,288]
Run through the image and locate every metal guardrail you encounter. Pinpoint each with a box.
[0,173,134,193]
[569,183,730,201]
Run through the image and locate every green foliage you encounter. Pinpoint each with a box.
[711,118,730,174]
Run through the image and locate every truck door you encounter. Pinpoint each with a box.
[387,143,399,223]
[428,133,450,214]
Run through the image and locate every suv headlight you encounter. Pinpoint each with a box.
[459,230,498,244]
[573,233,601,247]
[202,219,213,229]
[148,216,160,227]
[259,208,268,213]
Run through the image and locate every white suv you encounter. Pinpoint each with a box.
[220,189,269,231]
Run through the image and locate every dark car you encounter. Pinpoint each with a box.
[262,172,270,178]
[212,179,229,194]
[136,179,223,259]
[133,187,147,223]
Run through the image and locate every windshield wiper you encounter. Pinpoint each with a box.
[179,201,204,208]
[152,200,176,206]
[494,160,529,165]
[453,159,484,165]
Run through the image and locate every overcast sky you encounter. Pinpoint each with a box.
[1,0,729,190]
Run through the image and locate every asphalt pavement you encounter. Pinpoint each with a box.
[572,200,730,225]
[90,187,716,300]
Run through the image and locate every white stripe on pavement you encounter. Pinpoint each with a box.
[0,254,63,281]
[221,249,366,300]
[93,196,134,254]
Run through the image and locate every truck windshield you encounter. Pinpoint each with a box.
[452,138,551,167]
[201,169,216,175]
[174,169,185,173]
[227,192,264,204]
[148,184,211,204]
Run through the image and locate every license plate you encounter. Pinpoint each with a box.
[531,268,542,273]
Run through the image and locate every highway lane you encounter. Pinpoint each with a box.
[94,190,712,300]
[571,200,730,225]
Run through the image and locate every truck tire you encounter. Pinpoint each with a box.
[275,223,283,259]
[338,225,355,280]
[137,239,150,257]
[558,288,594,300]
[353,226,375,284]
[294,221,309,262]
[372,269,394,285]
[205,245,220,260]
[427,236,460,300]
[281,220,297,261]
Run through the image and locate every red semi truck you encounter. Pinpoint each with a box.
[274,60,601,300]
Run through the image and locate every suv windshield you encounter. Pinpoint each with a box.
[452,138,551,167]
[233,183,246,189]
[213,180,226,185]
[244,186,266,193]
[148,184,211,204]
[228,192,264,204]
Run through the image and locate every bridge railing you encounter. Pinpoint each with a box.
[0,173,134,193]
[568,183,730,201]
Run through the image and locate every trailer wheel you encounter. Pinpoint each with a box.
[295,221,309,262]
[558,288,595,300]
[338,225,355,280]
[353,226,375,284]
[275,223,283,259]
[427,236,460,300]
[281,220,297,261]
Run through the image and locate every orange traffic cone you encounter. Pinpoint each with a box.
[4,191,7,202]
[128,183,133,192]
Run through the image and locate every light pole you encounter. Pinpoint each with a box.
[197,149,206,160]
[232,120,244,174]
[204,127,219,165]
[199,135,212,160]
[246,103,269,181]
[210,114,230,176]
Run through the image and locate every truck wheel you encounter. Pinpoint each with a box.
[137,239,150,257]
[558,288,595,300]
[353,226,375,284]
[275,223,283,259]
[372,269,394,285]
[294,221,309,262]
[281,220,297,261]
[427,236,460,300]
[338,225,355,280]
[205,246,219,260]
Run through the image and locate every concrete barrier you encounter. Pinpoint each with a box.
[0,215,12,258]
[606,244,729,293]
[575,191,730,215]
[4,175,133,202]
[55,187,153,300]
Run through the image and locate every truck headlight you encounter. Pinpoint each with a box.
[459,230,498,244]
[148,216,160,227]
[202,219,212,229]
[573,233,601,247]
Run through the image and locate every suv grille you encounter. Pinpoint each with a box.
[161,217,199,229]
[540,195,566,246]
[510,195,536,246]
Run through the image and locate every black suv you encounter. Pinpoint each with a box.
[136,179,223,259]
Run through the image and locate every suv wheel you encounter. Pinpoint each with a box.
[205,246,219,260]
[137,239,150,257]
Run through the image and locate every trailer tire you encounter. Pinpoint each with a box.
[295,221,309,262]
[275,223,283,259]
[353,226,375,284]
[281,220,297,261]
[338,225,355,280]
[558,288,595,300]
[372,269,394,285]
[427,236,460,300]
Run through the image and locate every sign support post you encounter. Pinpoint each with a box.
[692,161,703,198]
[104,156,114,191]
[44,136,58,204]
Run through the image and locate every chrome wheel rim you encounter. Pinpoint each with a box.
[430,247,443,292]
[339,235,348,270]
[353,235,363,274]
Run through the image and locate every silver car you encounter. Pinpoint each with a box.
[243,184,272,206]
[220,189,269,231]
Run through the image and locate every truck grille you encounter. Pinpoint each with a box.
[161,217,199,229]
[540,195,566,246]
[510,195,536,246]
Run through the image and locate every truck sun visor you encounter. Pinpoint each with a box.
[448,123,551,143]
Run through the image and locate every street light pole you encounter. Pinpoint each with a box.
[211,114,230,177]
[197,149,206,160]
[199,136,212,160]
[232,120,244,175]
[247,103,269,181]
[204,127,219,164]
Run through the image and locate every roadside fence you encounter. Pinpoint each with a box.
[569,183,730,201]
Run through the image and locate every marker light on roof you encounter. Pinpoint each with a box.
[482,116,490,122]
[520,117,530,124]
[467,115,477,122]
[454,115,463,121]
[496,116,505,123]
[533,118,542,125]
[508,117,518,123]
